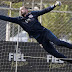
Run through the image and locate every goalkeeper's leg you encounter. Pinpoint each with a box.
[42,41,72,63]
[45,29,72,49]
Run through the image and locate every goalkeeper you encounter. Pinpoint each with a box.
[0,1,72,63]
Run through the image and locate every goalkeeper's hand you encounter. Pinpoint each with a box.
[54,1,61,6]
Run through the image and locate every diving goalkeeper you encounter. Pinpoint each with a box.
[0,1,72,63]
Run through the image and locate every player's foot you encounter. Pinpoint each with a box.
[62,58,72,64]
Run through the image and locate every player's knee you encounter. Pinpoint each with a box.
[54,40,62,46]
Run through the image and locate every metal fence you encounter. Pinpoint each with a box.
[0,41,72,72]
[0,0,72,42]
[0,0,72,72]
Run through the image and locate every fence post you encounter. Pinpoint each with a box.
[40,0,43,23]
[6,2,12,41]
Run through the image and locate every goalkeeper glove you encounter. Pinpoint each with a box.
[55,1,61,6]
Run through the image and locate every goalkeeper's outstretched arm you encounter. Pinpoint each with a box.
[32,1,61,16]
[0,15,20,24]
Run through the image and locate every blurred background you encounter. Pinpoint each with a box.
[0,0,72,72]
[0,0,72,42]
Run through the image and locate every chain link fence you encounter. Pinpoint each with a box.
[0,0,72,42]
[0,0,72,72]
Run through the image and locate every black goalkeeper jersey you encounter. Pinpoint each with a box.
[0,6,55,39]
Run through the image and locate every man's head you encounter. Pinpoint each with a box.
[20,6,28,17]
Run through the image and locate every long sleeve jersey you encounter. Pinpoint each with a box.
[0,6,56,39]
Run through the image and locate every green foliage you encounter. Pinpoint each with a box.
[4,1,22,16]
[42,4,72,41]
[4,1,72,41]
[12,2,23,8]
[5,1,23,36]
[4,1,10,5]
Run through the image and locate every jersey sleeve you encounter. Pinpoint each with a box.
[0,15,20,24]
[31,5,56,16]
